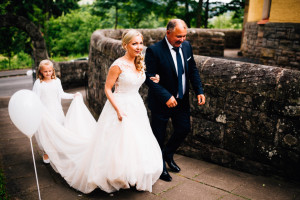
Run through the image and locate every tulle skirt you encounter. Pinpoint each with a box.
[35,93,163,193]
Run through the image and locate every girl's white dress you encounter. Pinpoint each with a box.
[32,78,74,125]
[35,59,163,194]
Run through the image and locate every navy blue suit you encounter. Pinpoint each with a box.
[145,38,204,158]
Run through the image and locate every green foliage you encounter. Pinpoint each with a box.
[2,0,80,22]
[0,168,9,200]
[138,12,166,28]
[15,51,33,67]
[0,51,33,70]
[0,0,246,66]
[0,0,10,15]
[0,27,32,68]
[51,54,88,62]
[0,0,80,65]
[91,0,244,29]
[92,0,162,29]
[209,11,242,29]
[46,9,101,56]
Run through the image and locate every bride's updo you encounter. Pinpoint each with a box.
[122,29,145,72]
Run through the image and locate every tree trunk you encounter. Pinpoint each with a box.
[115,5,118,29]
[185,0,191,27]
[204,0,209,28]
[196,0,203,28]
[8,56,11,69]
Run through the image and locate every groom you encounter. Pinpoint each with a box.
[145,19,205,182]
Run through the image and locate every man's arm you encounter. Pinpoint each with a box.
[187,42,204,95]
[145,47,173,104]
[186,42,205,105]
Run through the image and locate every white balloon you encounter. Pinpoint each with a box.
[26,70,33,76]
[8,89,44,138]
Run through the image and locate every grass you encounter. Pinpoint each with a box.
[50,54,88,62]
[0,51,32,71]
[0,167,9,200]
[0,53,88,71]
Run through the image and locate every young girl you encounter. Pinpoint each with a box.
[32,59,78,163]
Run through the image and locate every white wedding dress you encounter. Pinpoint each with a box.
[35,59,163,194]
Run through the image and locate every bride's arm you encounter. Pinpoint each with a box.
[104,65,126,121]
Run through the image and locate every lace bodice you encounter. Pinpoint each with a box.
[111,59,145,94]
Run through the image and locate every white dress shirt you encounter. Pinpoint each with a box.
[165,37,186,98]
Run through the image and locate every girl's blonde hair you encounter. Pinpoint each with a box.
[122,29,145,72]
[37,59,56,82]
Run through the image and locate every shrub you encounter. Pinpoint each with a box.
[0,51,33,70]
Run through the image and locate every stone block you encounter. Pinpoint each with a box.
[257,30,264,38]
[276,31,288,39]
[283,134,298,147]
[277,56,289,65]
[290,62,300,67]
[261,48,275,58]
[292,41,300,50]
[279,40,293,48]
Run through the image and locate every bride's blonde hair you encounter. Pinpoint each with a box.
[122,29,145,72]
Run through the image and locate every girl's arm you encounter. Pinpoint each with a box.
[57,78,75,99]
[32,79,41,98]
[104,65,125,121]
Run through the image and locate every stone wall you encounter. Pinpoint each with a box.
[87,29,300,180]
[204,29,242,49]
[54,60,88,89]
[86,28,226,115]
[180,56,300,179]
[241,22,300,70]
[52,27,228,91]
[99,28,225,57]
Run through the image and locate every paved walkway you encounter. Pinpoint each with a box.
[0,88,300,200]
[0,70,300,200]
[0,69,31,78]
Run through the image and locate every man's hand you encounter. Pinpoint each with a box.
[150,74,160,83]
[166,96,177,108]
[74,92,81,98]
[197,94,205,105]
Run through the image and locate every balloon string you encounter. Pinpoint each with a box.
[30,137,42,200]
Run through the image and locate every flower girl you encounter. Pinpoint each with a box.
[32,59,79,163]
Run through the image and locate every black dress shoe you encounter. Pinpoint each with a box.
[160,169,172,182]
[164,156,181,173]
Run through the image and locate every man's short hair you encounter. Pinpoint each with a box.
[166,19,187,31]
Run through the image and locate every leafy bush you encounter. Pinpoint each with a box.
[15,51,33,68]
[209,11,243,29]
[0,51,33,70]
[51,54,88,62]
[0,168,9,200]
[46,9,102,57]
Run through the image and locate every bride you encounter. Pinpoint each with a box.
[35,29,163,193]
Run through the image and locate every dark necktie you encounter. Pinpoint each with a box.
[173,47,184,99]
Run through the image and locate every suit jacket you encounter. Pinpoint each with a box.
[145,38,204,113]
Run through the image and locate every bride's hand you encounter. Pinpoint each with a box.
[117,110,127,121]
[74,92,82,98]
[150,74,160,83]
